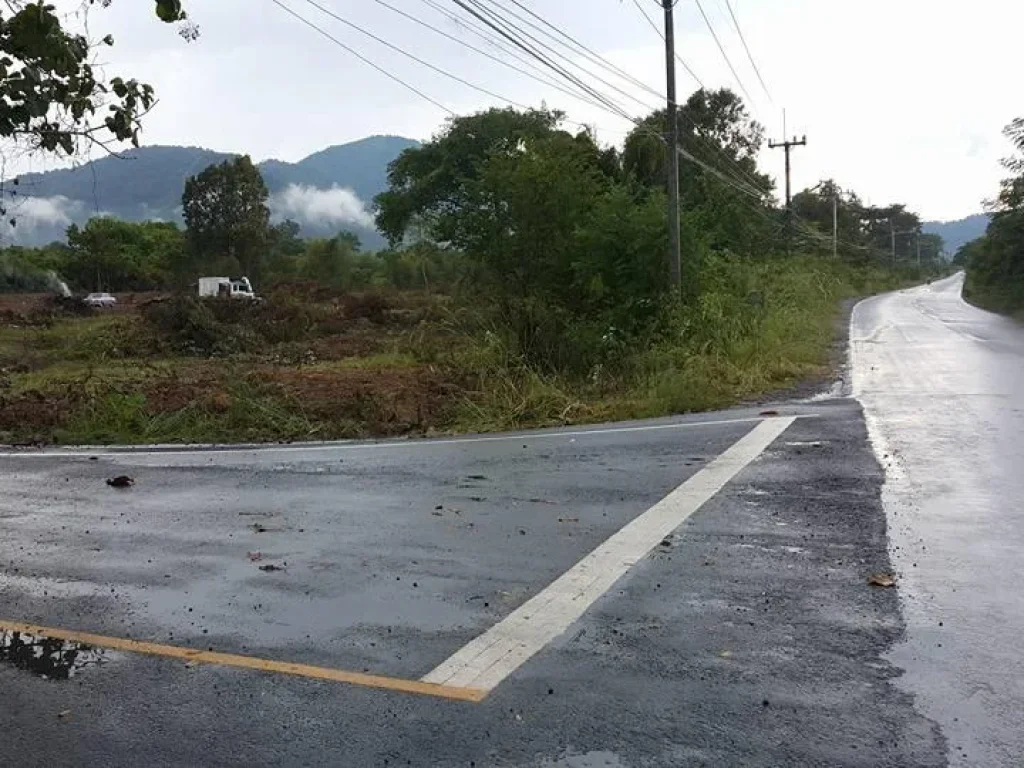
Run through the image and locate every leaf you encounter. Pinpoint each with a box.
[867,573,896,588]
[155,1,185,22]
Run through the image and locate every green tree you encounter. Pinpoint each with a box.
[0,2,189,160]
[622,89,774,257]
[375,106,617,247]
[182,156,270,281]
[301,231,364,289]
[263,219,306,283]
[63,217,183,291]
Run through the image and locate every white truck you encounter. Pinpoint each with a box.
[198,276,257,300]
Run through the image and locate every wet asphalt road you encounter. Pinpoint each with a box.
[852,273,1024,767]
[3,277,1009,766]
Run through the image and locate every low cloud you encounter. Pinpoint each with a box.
[270,184,374,230]
[6,195,83,231]
[0,195,88,244]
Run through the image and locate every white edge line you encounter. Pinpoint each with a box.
[0,414,816,459]
[421,416,798,692]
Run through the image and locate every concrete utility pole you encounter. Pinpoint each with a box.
[890,218,896,267]
[768,134,808,212]
[769,126,807,251]
[832,192,838,259]
[663,0,682,294]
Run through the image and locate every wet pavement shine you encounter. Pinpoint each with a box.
[853,273,1024,767]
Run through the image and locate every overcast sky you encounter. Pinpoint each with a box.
[26,0,1024,221]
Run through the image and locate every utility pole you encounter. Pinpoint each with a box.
[890,218,896,267]
[832,192,838,259]
[663,0,682,294]
[769,127,807,251]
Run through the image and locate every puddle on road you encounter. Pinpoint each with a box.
[0,630,107,680]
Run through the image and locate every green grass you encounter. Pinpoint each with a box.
[0,256,919,444]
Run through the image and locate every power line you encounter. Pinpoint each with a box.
[460,0,659,115]
[721,0,773,103]
[491,0,667,101]
[450,0,643,123]
[269,0,454,115]
[370,0,617,114]
[297,0,534,110]
[629,0,705,88]
[692,0,755,105]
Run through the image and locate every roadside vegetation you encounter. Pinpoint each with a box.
[959,118,1024,317]
[1,98,945,445]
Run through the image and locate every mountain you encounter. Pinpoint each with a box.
[6,136,419,248]
[923,214,990,256]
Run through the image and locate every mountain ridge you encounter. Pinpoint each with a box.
[7,136,419,248]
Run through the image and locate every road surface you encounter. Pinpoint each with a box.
[0,272,1017,766]
[852,272,1024,767]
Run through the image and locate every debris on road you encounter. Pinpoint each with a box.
[57,710,71,719]
[431,510,443,517]
[465,474,488,481]
[247,551,262,562]
[106,475,135,488]
[558,517,579,524]
[867,573,897,587]
[760,409,780,417]
[258,564,286,573]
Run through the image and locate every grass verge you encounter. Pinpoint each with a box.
[0,257,924,444]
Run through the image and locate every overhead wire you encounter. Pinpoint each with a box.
[450,0,645,123]
[720,0,773,103]
[629,0,705,88]
[370,0,615,114]
[458,0,660,115]
[692,0,756,106]
[484,0,668,100]
[269,0,454,115]
[296,0,535,110]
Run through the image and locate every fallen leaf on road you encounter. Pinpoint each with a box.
[250,524,269,533]
[258,564,285,572]
[184,661,198,669]
[558,517,580,524]
[106,475,135,488]
[660,537,673,548]
[466,474,488,481]
[247,551,262,562]
[469,496,487,502]
[431,511,443,517]
[58,710,71,719]
[867,573,896,587]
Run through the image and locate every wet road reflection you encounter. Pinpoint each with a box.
[0,630,106,680]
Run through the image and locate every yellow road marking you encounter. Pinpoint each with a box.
[0,620,487,702]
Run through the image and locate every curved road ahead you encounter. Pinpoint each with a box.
[852,273,1024,766]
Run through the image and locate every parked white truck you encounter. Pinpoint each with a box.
[198,276,257,300]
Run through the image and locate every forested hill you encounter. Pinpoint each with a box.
[9,136,419,247]
[923,214,990,256]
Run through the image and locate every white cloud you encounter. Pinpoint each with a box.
[1,195,84,241]
[269,184,374,230]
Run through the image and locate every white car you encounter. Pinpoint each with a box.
[84,292,117,308]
